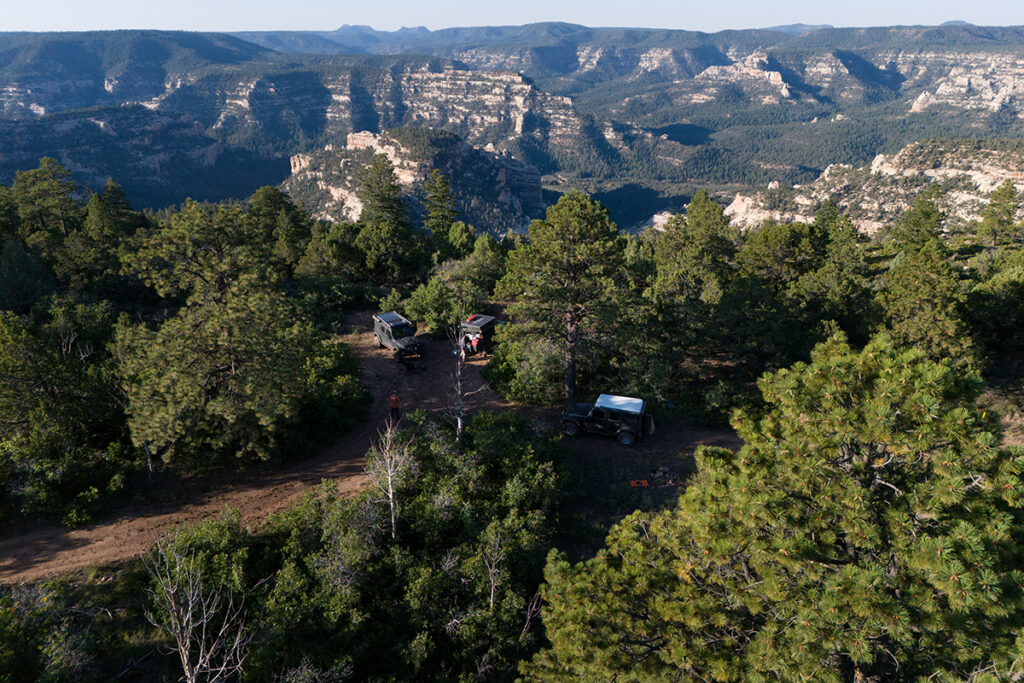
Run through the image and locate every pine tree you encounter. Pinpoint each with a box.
[0,185,17,243]
[979,179,1020,246]
[968,247,1024,361]
[652,191,738,308]
[527,333,1024,681]
[354,154,420,283]
[888,184,944,253]
[422,169,459,246]
[60,179,143,290]
[790,207,873,340]
[123,200,275,303]
[116,285,317,464]
[247,186,313,273]
[446,221,475,260]
[118,200,338,464]
[0,238,54,313]
[496,191,624,400]
[11,158,83,258]
[876,238,977,372]
[649,191,739,363]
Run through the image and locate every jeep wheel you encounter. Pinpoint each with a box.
[562,421,580,437]
[617,430,637,447]
[374,335,382,348]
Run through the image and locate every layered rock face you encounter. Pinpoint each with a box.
[282,129,544,233]
[887,51,1024,114]
[123,63,583,159]
[0,38,584,206]
[0,31,269,119]
[442,45,711,79]
[724,140,1024,233]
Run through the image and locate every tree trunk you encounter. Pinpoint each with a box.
[455,347,465,441]
[564,351,576,402]
[565,316,579,401]
[389,489,397,539]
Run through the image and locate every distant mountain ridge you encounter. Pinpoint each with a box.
[232,22,1024,58]
[2,25,1024,224]
[761,24,834,35]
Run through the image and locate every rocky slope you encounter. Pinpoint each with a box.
[0,105,289,207]
[724,139,1024,233]
[0,31,271,118]
[282,128,545,233]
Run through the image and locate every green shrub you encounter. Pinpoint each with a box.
[484,336,564,406]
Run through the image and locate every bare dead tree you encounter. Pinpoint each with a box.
[520,591,543,639]
[366,421,417,539]
[446,323,468,441]
[144,540,251,683]
[481,532,506,611]
[474,650,494,679]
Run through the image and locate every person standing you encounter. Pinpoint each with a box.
[389,392,401,422]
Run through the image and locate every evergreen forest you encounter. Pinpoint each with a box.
[2,150,1024,682]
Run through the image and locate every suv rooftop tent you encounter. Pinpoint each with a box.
[463,314,495,328]
[595,394,645,415]
[377,311,408,325]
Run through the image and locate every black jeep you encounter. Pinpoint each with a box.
[372,311,425,360]
[561,393,655,447]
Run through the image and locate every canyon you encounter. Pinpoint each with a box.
[1,25,1023,227]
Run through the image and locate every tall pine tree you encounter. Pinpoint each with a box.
[979,179,1020,246]
[354,154,420,283]
[528,333,1024,681]
[496,191,624,400]
[876,238,977,372]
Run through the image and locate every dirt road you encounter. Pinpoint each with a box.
[0,317,501,583]
[0,316,738,583]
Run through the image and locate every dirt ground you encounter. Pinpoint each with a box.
[0,314,739,584]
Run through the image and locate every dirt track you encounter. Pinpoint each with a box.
[0,315,738,584]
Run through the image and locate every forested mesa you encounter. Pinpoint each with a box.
[2,152,1024,681]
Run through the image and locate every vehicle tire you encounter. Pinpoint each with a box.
[562,421,580,437]
[375,335,382,348]
[617,430,636,447]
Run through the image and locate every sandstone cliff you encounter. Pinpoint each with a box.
[724,140,1024,233]
[281,128,544,233]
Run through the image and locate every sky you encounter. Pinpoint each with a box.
[4,0,1024,33]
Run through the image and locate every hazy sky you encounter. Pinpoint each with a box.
[5,0,1024,33]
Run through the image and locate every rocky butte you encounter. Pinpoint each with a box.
[724,140,1024,233]
[283,128,545,234]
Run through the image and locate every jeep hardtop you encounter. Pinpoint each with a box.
[373,311,425,359]
[561,393,655,447]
